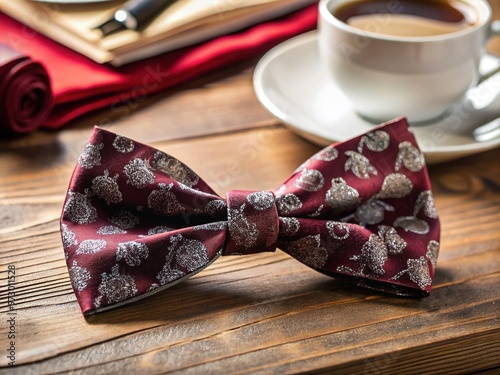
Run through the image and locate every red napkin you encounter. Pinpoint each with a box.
[0,43,53,134]
[0,5,317,134]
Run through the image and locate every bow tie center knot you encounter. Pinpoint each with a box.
[224,190,279,255]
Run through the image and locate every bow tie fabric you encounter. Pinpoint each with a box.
[60,117,440,315]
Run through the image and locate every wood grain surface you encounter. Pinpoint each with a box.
[1,2,499,374]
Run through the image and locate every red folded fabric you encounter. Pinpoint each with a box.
[0,5,317,134]
[0,43,53,134]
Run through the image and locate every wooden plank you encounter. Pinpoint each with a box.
[1,257,497,372]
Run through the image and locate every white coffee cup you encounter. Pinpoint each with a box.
[318,0,499,123]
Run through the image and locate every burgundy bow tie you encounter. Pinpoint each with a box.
[60,117,440,315]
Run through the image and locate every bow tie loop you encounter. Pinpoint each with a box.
[225,190,279,255]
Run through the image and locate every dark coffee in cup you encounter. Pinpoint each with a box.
[333,0,478,37]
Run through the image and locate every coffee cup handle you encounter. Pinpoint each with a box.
[479,20,500,82]
[491,20,500,36]
[449,21,500,141]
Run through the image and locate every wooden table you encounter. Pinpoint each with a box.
[1,4,499,374]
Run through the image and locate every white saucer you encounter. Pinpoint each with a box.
[253,31,500,164]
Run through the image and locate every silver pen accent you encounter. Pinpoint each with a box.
[96,0,177,36]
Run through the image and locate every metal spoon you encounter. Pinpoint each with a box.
[463,70,500,142]
[473,117,500,142]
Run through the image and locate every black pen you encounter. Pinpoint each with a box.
[96,0,177,36]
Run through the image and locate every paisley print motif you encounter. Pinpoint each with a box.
[69,260,91,292]
[377,225,406,254]
[426,240,440,269]
[228,205,259,248]
[309,204,323,218]
[325,177,360,212]
[313,145,338,161]
[393,190,435,234]
[78,142,103,169]
[376,173,413,199]
[415,191,438,219]
[194,222,227,231]
[148,283,159,292]
[151,151,199,187]
[112,135,135,153]
[124,158,155,188]
[98,264,138,304]
[285,235,328,269]
[394,216,430,234]
[345,151,378,179]
[390,256,432,290]
[278,217,300,236]
[395,141,425,172]
[173,236,209,271]
[147,183,184,216]
[351,234,388,275]
[76,239,106,254]
[326,221,350,240]
[276,193,302,215]
[340,226,404,277]
[156,234,187,288]
[408,257,432,289]
[109,210,140,229]
[61,223,78,248]
[147,226,175,235]
[116,241,149,266]
[64,191,98,225]
[94,296,103,309]
[97,225,127,235]
[354,199,394,226]
[166,234,209,272]
[157,265,185,286]
[357,130,390,153]
[91,170,122,205]
[295,169,324,192]
[246,191,275,211]
[204,199,227,217]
